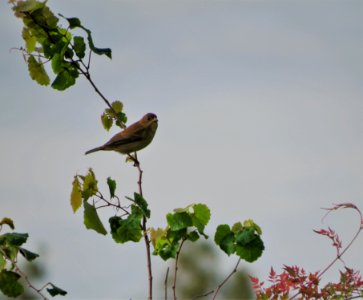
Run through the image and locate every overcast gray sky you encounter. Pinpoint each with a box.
[1,1,363,299]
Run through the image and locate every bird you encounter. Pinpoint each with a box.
[85,113,158,156]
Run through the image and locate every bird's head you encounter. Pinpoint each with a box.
[140,113,158,127]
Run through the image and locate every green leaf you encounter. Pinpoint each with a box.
[243,219,263,235]
[27,55,50,86]
[37,5,58,29]
[73,36,86,59]
[107,177,116,198]
[0,218,14,230]
[82,169,98,201]
[83,26,112,58]
[115,112,127,128]
[0,270,24,297]
[167,212,193,231]
[83,202,107,235]
[0,233,28,247]
[101,112,113,131]
[187,231,200,242]
[19,248,39,262]
[235,233,264,263]
[111,101,123,113]
[153,237,178,260]
[51,67,76,91]
[235,228,256,245]
[231,222,243,233]
[22,27,37,52]
[191,203,210,236]
[214,224,235,256]
[65,17,81,29]
[192,204,210,226]
[70,176,82,213]
[150,227,166,248]
[134,193,150,218]
[51,53,63,74]
[46,283,67,296]
[109,214,142,244]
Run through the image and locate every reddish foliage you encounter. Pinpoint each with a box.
[250,203,363,299]
[251,266,363,299]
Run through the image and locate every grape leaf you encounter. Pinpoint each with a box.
[83,202,107,235]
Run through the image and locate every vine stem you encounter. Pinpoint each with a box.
[133,153,153,300]
[172,238,186,300]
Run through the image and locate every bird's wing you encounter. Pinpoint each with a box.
[104,125,147,147]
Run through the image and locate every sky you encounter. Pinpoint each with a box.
[1,0,363,299]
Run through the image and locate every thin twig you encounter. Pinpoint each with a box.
[172,238,186,300]
[193,290,214,299]
[8,258,49,300]
[164,267,170,300]
[134,157,153,300]
[95,192,129,215]
[193,258,241,299]
[76,66,115,113]
[211,258,241,300]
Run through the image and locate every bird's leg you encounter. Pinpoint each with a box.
[133,152,140,167]
[127,153,140,167]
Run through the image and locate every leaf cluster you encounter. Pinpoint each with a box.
[214,219,264,263]
[0,218,66,298]
[151,204,211,260]
[71,169,151,244]
[11,0,111,90]
[101,100,128,131]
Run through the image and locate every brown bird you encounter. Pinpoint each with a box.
[85,113,158,155]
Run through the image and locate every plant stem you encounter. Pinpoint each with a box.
[135,156,153,300]
[211,258,241,300]
[11,259,48,300]
[165,267,170,300]
[172,238,186,300]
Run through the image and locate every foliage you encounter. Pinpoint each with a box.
[250,203,363,299]
[215,220,264,262]
[8,1,362,299]
[10,0,127,130]
[0,218,66,298]
[251,266,363,300]
[151,204,211,261]
[10,0,110,90]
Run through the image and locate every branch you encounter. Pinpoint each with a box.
[164,267,170,300]
[75,65,115,114]
[212,258,241,300]
[95,192,129,215]
[172,238,186,300]
[7,257,49,300]
[193,258,241,299]
[133,155,153,300]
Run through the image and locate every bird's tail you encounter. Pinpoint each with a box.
[85,146,104,155]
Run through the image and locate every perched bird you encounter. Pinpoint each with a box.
[85,113,158,155]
